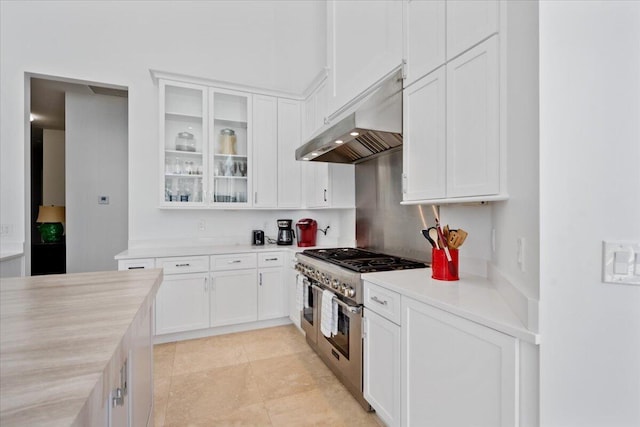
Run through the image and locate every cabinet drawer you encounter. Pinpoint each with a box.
[364,281,401,325]
[157,256,209,274]
[210,253,257,271]
[118,258,155,271]
[258,252,284,268]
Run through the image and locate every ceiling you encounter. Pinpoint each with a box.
[30,78,127,130]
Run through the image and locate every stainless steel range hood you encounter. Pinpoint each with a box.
[296,70,403,164]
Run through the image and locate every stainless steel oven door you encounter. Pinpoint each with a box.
[316,290,363,395]
[300,277,318,347]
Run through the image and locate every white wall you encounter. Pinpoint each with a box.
[0,1,327,257]
[539,2,640,426]
[42,129,65,206]
[66,92,128,273]
[491,0,540,298]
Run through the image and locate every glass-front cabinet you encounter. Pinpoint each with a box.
[161,81,207,206]
[159,80,252,207]
[209,88,251,206]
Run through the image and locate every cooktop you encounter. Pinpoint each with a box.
[301,248,428,273]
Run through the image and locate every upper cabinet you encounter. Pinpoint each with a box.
[277,98,303,208]
[209,88,252,207]
[403,0,446,87]
[446,0,499,61]
[160,81,208,206]
[252,95,278,208]
[160,80,253,208]
[326,0,403,118]
[402,0,506,204]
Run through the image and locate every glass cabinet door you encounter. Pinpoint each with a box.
[209,88,252,206]
[160,81,207,206]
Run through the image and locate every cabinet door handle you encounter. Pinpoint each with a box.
[323,189,327,202]
[402,174,407,194]
[175,263,190,267]
[265,257,278,261]
[204,277,208,291]
[371,296,388,306]
[259,272,263,286]
[228,260,242,264]
[254,192,258,204]
[128,266,145,270]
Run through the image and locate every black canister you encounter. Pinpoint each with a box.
[252,230,264,246]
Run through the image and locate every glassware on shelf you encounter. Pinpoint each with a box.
[184,160,193,175]
[176,132,196,152]
[219,129,237,155]
[174,158,182,174]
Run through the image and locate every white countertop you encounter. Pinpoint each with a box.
[362,269,540,344]
[115,243,338,260]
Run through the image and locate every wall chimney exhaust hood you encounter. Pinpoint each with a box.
[296,70,403,164]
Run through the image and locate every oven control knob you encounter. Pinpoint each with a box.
[346,287,355,298]
[325,276,331,285]
[332,279,340,289]
[340,284,347,293]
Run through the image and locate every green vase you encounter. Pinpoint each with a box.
[38,223,63,243]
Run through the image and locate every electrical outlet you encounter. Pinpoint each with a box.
[98,196,109,205]
[198,219,206,231]
[517,237,525,272]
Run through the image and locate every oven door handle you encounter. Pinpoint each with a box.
[311,284,362,314]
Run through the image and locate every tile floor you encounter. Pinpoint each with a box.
[153,325,384,426]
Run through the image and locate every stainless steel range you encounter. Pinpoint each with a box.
[295,248,427,411]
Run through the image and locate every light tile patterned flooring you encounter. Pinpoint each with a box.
[153,325,383,426]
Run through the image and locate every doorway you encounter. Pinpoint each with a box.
[28,75,129,275]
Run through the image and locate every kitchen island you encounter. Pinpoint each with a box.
[0,269,163,426]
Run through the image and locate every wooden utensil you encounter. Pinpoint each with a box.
[448,229,468,249]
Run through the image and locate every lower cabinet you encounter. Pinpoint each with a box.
[210,269,258,326]
[363,308,401,427]
[258,267,285,320]
[402,297,518,427]
[155,272,209,335]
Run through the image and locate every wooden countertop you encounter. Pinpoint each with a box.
[0,269,163,426]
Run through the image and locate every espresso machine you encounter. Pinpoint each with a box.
[276,219,295,245]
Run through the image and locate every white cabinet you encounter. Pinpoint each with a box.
[446,36,500,197]
[155,256,210,335]
[160,80,208,206]
[402,297,518,427]
[159,80,252,207]
[304,162,355,208]
[326,0,403,117]
[155,272,210,335]
[446,0,499,61]
[257,252,286,320]
[252,95,278,207]
[209,88,252,206]
[118,258,155,271]
[402,67,446,201]
[286,252,301,329]
[403,0,446,87]
[277,98,303,208]
[303,78,328,140]
[364,282,402,426]
[210,269,258,326]
[403,36,501,203]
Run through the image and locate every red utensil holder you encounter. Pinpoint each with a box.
[431,248,459,281]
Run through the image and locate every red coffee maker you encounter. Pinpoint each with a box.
[296,218,318,247]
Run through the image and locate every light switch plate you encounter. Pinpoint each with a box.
[602,241,640,285]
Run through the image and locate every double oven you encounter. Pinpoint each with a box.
[295,248,427,411]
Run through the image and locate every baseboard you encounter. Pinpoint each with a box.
[153,317,292,344]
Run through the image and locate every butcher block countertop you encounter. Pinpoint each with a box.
[0,269,163,426]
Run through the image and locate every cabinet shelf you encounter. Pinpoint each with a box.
[213,153,247,159]
[214,118,248,129]
[165,149,203,156]
[165,173,204,178]
[166,112,203,121]
[214,175,247,180]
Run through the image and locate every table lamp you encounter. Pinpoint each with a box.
[36,205,65,243]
